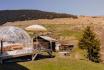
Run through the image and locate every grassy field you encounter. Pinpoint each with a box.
[43,24,82,38]
[1,53,104,70]
[2,23,103,70]
[19,24,82,42]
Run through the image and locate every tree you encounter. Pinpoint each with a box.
[79,26,100,62]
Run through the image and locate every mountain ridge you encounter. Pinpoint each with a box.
[0,10,77,25]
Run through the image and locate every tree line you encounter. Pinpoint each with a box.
[0,10,77,25]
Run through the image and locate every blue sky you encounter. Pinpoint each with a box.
[0,0,104,16]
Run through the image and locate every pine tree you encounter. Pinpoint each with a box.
[79,26,100,62]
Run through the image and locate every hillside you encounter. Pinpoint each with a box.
[0,10,77,25]
[4,16,104,62]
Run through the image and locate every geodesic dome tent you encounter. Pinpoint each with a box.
[0,26,33,47]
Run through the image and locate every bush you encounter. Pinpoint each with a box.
[79,26,100,62]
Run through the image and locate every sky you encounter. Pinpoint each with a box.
[0,0,104,16]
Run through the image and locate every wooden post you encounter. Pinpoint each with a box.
[36,34,38,50]
[0,40,3,64]
[47,41,52,56]
[1,40,3,54]
[50,41,52,51]
[32,33,39,61]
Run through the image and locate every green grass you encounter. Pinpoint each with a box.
[42,24,82,39]
[16,24,82,40]
[1,55,104,70]
[16,57,104,70]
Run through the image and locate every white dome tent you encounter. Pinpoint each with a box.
[0,26,33,48]
[0,26,33,63]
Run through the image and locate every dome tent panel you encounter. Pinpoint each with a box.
[0,26,33,48]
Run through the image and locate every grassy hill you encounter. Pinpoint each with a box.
[0,10,77,25]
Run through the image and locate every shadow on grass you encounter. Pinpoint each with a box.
[0,54,55,70]
[0,63,29,70]
[35,54,55,60]
[3,54,55,63]
[3,55,32,63]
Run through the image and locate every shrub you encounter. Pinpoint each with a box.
[79,26,100,62]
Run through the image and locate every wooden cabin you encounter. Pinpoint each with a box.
[33,36,57,52]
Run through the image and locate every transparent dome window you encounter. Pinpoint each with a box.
[0,26,33,48]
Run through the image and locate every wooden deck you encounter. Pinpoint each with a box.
[0,47,53,64]
[0,47,34,60]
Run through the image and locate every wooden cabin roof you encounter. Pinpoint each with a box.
[39,36,57,42]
